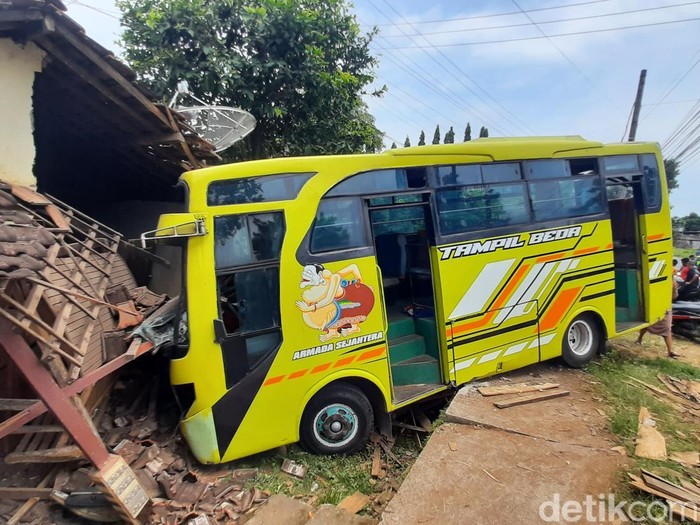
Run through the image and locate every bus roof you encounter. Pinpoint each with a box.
[181,136,659,185]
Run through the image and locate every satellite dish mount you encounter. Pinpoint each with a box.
[169,81,256,153]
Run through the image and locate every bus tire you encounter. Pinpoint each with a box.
[300,383,374,455]
[561,313,599,368]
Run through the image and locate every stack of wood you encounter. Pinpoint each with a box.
[477,381,570,408]
[630,470,700,522]
[626,375,700,419]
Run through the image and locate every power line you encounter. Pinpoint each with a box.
[367,0,532,135]
[66,0,121,20]
[642,47,700,122]
[389,17,700,49]
[379,2,700,39]
[369,43,478,130]
[509,0,623,118]
[368,0,614,27]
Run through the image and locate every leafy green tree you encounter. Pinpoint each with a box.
[390,142,397,149]
[418,130,425,146]
[117,0,384,160]
[682,212,700,233]
[444,126,455,144]
[464,122,471,142]
[404,136,411,148]
[479,126,489,138]
[664,158,679,192]
[432,125,441,145]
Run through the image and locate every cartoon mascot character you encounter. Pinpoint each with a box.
[296,263,375,342]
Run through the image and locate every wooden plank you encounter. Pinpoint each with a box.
[413,407,432,432]
[0,398,39,411]
[4,445,83,464]
[478,382,560,397]
[493,390,570,409]
[641,470,700,505]
[44,204,71,231]
[371,446,382,477]
[10,185,51,205]
[6,468,57,525]
[337,492,370,514]
[10,425,64,434]
[0,487,53,500]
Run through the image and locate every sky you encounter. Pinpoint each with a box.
[64,0,700,216]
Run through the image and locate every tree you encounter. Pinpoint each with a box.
[681,213,700,233]
[479,126,489,138]
[664,158,679,192]
[404,136,411,148]
[464,122,471,142]
[444,126,455,144]
[418,130,425,146]
[432,125,441,145]
[117,0,384,160]
[390,142,397,149]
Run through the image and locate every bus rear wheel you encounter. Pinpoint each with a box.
[562,313,600,368]
[300,383,374,455]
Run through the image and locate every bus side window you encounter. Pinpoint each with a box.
[640,154,662,213]
[310,197,369,253]
[213,212,284,387]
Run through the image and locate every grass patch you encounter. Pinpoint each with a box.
[587,346,700,521]
[226,434,424,515]
[589,348,700,453]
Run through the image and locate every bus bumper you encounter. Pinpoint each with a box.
[180,408,221,464]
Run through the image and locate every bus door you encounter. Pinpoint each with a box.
[368,194,446,404]
[603,156,651,330]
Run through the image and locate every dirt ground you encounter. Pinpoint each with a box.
[381,363,631,525]
[613,330,700,367]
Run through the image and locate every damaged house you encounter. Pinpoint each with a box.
[0,0,221,522]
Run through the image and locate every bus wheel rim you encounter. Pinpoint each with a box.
[568,320,593,356]
[312,403,359,448]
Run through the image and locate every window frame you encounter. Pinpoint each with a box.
[207,172,315,206]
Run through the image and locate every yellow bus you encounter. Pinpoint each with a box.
[153,136,672,464]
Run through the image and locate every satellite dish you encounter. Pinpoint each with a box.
[169,81,257,153]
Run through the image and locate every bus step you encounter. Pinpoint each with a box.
[389,334,426,363]
[387,315,415,341]
[391,355,441,386]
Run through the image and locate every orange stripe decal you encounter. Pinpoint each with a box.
[311,363,331,374]
[358,346,386,361]
[334,356,356,368]
[263,375,285,386]
[288,369,308,380]
[648,233,664,241]
[536,252,565,263]
[606,243,613,250]
[573,246,598,256]
[451,264,530,337]
[539,287,582,332]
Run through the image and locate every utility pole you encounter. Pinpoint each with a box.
[628,69,647,142]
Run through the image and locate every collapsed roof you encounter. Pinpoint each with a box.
[0,0,220,207]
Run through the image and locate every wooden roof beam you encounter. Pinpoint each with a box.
[51,18,174,131]
[37,37,160,135]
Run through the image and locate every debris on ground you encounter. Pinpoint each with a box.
[281,459,308,479]
[475,381,571,409]
[629,469,700,522]
[337,491,370,514]
[635,407,667,460]
[477,382,560,397]
[625,375,700,418]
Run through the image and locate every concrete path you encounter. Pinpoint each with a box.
[381,365,628,525]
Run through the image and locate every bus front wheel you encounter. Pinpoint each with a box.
[300,383,374,455]
[562,314,599,368]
